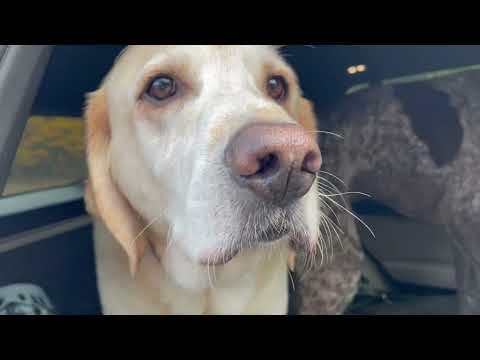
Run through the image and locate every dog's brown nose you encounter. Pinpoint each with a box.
[225,123,322,204]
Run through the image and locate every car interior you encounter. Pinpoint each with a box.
[1,45,480,315]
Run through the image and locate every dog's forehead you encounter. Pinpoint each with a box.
[106,45,281,84]
[119,45,277,62]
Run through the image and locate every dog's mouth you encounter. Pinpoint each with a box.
[199,248,241,267]
[199,223,294,267]
[196,197,313,267]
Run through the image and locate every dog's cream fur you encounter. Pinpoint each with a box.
[85,45,320,315]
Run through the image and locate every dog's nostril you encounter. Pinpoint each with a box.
[302,150,322,175]
[256,153,279,177]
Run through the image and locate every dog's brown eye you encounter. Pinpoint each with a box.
[267,76,288,101]
[145,76,177,101]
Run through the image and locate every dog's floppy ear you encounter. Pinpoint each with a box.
[296,97,318,133]
[84,89,147,277]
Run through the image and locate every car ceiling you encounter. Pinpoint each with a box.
[31,45,480,118]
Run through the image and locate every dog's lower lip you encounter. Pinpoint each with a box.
[200,249,239,266]
[199,223,292,267]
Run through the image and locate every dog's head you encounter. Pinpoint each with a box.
[85,45,321,287]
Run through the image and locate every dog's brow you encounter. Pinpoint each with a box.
[114,46,130,65]
[142,53,193,80]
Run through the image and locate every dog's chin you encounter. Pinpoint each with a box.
[193,196,316,267]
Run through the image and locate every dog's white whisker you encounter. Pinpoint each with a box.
[316,222,326,266]
[324,196,376,239]
[288,269,296,292]
[316,176,346,197]
[317,170,347,187]
[320,214,334,259]
[319,196,343,227]
[131,215,161,247]
[322,210,345,236]
[165,224,176,252]
[206,254,215,290]
[306,130,345,139]
[317,179,349,209]
[321,191,372,198]
[323,212,345,252]
[316,175,346,195]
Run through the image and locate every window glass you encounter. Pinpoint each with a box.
[345,64,480,96]
[1,45,124,197]
[3,116,86,196]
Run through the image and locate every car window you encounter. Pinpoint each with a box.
[345,63,480,96]
[2,115,86,197]
[1,45,123,198]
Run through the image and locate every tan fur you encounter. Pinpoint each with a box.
[296,98,318,135]
[85,89,147,276]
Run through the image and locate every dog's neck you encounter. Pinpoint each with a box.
[93,219,290,314]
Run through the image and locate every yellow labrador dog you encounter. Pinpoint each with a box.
[85,45,322,315]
